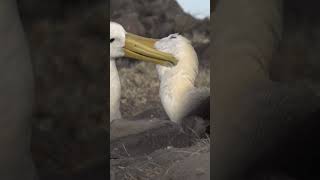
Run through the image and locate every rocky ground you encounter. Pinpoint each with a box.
[111,139,210,180]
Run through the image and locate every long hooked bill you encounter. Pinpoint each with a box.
[123,32,178,67]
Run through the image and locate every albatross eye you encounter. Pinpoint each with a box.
[110,38,115,43]
[169,34,178,39]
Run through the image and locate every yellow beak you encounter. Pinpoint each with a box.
[123,32,178,67]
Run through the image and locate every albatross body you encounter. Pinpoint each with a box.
[155,34,210,123]
[109,22,177,122]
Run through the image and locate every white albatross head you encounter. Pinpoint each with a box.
[110,22,126,59]
[155,33,199,84]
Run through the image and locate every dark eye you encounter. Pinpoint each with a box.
[110,38,115,43]
[169,34,178,39]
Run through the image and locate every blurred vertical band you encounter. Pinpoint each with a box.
[107,0,111,180]
[211,0,284,179]
[0,0,37,179]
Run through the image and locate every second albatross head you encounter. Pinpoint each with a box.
[110,22,178,66]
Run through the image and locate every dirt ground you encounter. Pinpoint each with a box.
[111,140,210,180]
[110,60,210,180]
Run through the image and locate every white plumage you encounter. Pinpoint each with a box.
[110,22,126,121]
[155,34,210,123]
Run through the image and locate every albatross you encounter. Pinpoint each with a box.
[110,22,177,122]
[155,34,210,124]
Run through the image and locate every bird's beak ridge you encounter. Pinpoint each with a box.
[123,32,177,66]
